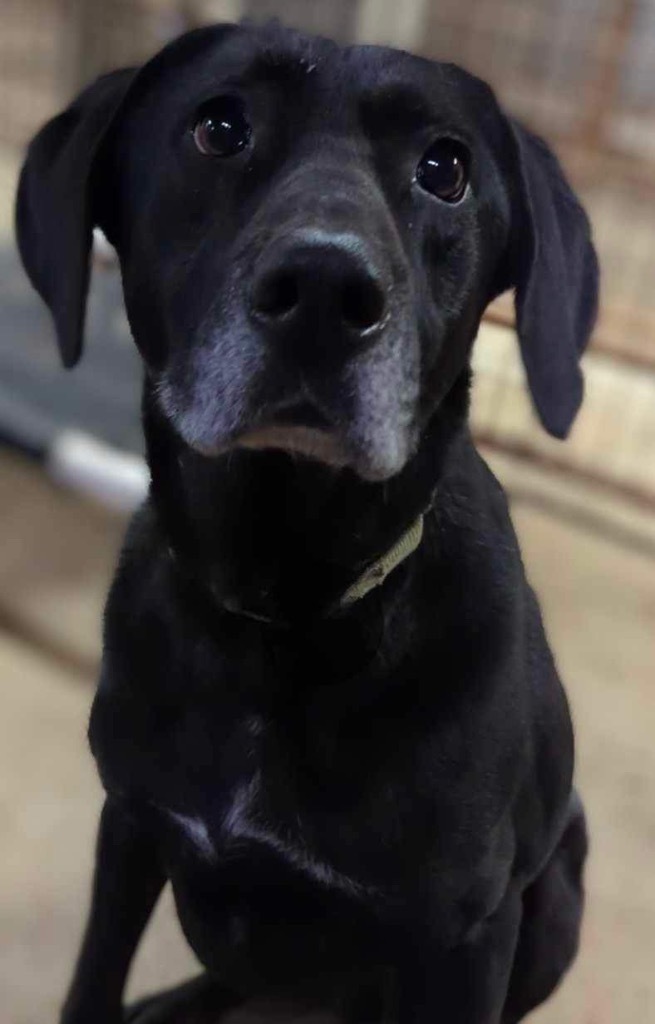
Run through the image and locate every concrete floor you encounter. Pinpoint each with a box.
[1,452,654,1024]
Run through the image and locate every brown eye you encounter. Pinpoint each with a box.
[192,96,251,157]
[416,139,470,203]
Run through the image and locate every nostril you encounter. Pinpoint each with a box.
[340,276,387,332]
[253,271,299,320]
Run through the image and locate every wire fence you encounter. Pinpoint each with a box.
[1,0,654,507]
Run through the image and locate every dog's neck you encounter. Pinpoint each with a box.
[142,376,469,625]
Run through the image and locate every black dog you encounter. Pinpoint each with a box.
[17,20,597,1024]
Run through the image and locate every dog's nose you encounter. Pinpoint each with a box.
[250,232,388,346]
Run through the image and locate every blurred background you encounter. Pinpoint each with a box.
[0,1,654,1022]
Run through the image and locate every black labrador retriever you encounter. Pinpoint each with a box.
[16,20,597,1024]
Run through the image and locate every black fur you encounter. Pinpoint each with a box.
[16,21,597,1024]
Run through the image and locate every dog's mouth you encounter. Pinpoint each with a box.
[158,335,420,481]
[234,401,351,469]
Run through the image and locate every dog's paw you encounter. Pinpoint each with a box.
[124,997,156,1023]
[123,975,239,1024]
[124,993,180,1024]
[61,999,124,1024]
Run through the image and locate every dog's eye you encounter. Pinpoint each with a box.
[416,139,470,203]
[192,97,251,157]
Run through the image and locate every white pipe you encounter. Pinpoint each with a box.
[47,430,149,514]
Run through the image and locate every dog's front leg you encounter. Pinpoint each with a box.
[61,798,165,1024]
[398,889,522,1024]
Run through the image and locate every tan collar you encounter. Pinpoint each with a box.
[340,513,424,606]
[219,510,426,626]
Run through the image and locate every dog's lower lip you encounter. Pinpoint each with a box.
[234,422,349,469]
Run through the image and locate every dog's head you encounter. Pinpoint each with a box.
[17,21,598,482]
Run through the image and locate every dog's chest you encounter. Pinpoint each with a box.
[159,733,395,984]
[93,672,399,897]
[162,744,380,903]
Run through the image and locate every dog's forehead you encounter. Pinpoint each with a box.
[135,22,491,125]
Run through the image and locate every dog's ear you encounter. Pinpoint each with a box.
[505,122,599,438]
[15,68,136,368]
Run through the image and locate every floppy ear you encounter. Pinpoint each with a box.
[506,122,599,438]
[15,68,136,368]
